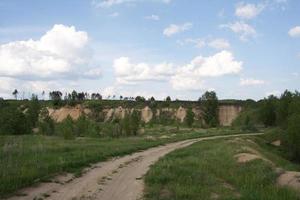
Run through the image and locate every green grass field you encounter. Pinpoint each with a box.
[0,126,245,197]
[144,134,300,200]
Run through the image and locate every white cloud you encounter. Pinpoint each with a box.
[93,0,171,8]
[171,51,242,90]
[208,38,230,50]
[177,38,230,50]
[240,78,265,86]
[145,15,160,21]
[0,24,92,79]
[163,23,192,37]
[177,38,206,48]
[235,2,265,19]
[113,57,174,84]
[288,26,300,38]
[108,12,120,17]
[220,21,256,41]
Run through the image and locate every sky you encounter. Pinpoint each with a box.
[0,0,299,100]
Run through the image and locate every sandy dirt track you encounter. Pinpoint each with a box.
[7,133,263,200]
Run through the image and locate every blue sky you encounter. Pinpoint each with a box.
[0,0,299,100]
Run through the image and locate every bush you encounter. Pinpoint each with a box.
[200,91,219,127]
[0,105,31,135]
[74,115,88,137]
[185,108,195,127]
[286,114,300,161]
[59,116,75,140]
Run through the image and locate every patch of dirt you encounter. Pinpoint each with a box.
[271,140,281,147]
[7,133,263,200]
[234,153,263,163]
[48,105,84,122]
[277,171,300,191]
[175,106,186,123]
[141,106,153,123]
[159,188,173,199]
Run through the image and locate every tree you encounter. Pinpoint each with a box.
[0,105,31,135]
[200,91,219,127]
[185,108,195,127]
[60,115,75,140]
[26,94,41,129]
[166,96,171,102]
[260,96,277,127]
[122,113,131,136]
[12,89,18,100]
[276,90,293,128]
[135,96,146,102]
[286,113,300,161]
[74,115,88,137]
[49,91,63,106]
[38,108,55,136]
[150,96,155,102]
[131,110,140,135]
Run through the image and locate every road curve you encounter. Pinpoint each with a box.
[7,133,263,200]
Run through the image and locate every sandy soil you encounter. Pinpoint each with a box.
[277,171,300,191]
[7,133,263,200]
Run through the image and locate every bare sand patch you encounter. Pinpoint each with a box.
[271,140,281,147]
[234,153,262,163]
[277,171,300,191]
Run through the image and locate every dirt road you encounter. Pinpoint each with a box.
[8,133,263,200]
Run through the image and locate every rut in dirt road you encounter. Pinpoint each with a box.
[7,133,263,200]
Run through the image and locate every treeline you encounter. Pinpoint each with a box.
[0,95,40,135]
[234,90,300,161]
[0,90,220,138]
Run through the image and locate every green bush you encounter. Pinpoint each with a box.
[286,114,300,161]
[0,105,31,135]
[185,108,195,127]
[59,116,75,140]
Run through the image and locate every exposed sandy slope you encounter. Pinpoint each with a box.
[7,133,262,200]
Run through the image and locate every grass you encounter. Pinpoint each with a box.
[0,126,246,197]
[144,135,300,200]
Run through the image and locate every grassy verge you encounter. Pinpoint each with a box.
[0,126,244,197]
[144,135,300,200]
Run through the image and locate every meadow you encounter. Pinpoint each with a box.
[0,126,244,197]
[144,132,300,200]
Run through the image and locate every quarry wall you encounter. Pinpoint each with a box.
[48,104,242,126]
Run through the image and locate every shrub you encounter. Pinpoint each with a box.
[286,114,300,161]
[74,115,88,137]
[0,105,31,135]
[131,110,140,135]
[59,116,75,140]
[185,108,195,127]
[200,91,219,127]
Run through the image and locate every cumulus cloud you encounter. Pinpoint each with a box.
[240,78,265,86]
[208,38,230,50]
[220,21,256,41]
[145,15,160,21]
[0,24,92,80]
[113,57,174,84]
[163,23,192,37]
[112,51,242,91]
[235,2,265,19]
[288,26,300,38]
[171,51,242,90]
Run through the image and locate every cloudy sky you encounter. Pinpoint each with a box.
[0,0,299,100]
